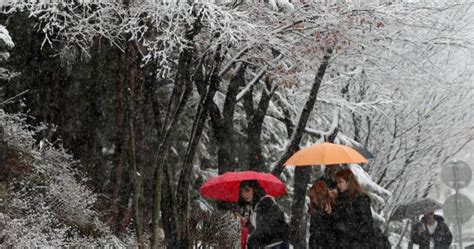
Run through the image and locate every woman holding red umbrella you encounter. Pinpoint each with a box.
[199,171,289,248]
[238,180,290,249]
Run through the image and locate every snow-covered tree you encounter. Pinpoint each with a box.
[0,110,138,246]
[0,25,15,83]
[1,0,473,247]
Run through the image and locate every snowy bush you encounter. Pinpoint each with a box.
[191,166,240,248]
[0,25,16,81]
[0,109,134,247]
[190,208,240,248]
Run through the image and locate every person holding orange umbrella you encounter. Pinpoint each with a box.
[308,180,337,249]
[333,169,376,249]
[284,142,370,248]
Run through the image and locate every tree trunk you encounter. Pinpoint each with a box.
[143,62,164,248]
[175,46,223,248]
[125,41,144,247]
[271,47,333,176]
[110,43,130,234]
[196,73,236,174]
[245,76,275,172]
[221,62,246,170]
[151,52,193,247]
[152,12,202,246]
[193,56,250,175]
[270,47,333,249]
[289,166,311,249]
[161,157,178,248]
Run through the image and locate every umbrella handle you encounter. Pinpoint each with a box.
[234,212,244,220]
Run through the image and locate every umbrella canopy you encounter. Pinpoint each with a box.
[350,143,375,159]
[390,198,442,221]
[199,171,287,202]
[284,142,368,166]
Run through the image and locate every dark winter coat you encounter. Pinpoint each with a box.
[411,215,452,249]
[246,196,290,249]
[333,191,375,249]
[373,227,391,249]
[309,208,337,249]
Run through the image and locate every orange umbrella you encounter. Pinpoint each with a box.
[284,142,368,166]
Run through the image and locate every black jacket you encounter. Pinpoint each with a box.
[373,226,391,249]
[333,191,375,249]
[309,208,337,249]
[411,215,452,249]
[246,196,289,249]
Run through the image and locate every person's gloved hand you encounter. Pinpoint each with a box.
[416,223,425,235]
[324,203,332,214]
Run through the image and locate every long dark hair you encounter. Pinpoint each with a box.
[308,180,336,215]
[335,169,366,201]
[238,180,266,207]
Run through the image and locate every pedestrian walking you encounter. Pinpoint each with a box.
[307,180,337,249]
[238,180,290,249]
[410,211,452,249]
[333,169,375,249]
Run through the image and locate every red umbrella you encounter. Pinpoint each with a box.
[199,171,287,202]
